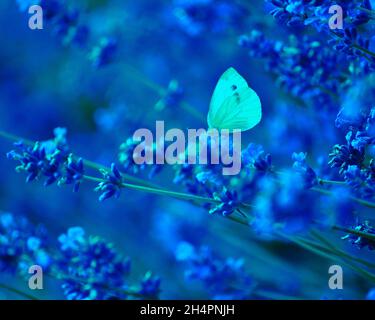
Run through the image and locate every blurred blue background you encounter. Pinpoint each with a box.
[0,0,374,300]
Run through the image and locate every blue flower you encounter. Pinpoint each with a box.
[7,129,85,192]
[89,37,118,68]
[155,80,184,111]
[59,155,85,192]
[176,242,253,299]
[95,164,123,202]
[57,227,132,300]
[342,221,375,250]
[171,0,248,36]
[209,188,238,216]
[58,227,86,251]
[242,143,272,173]
[329,132,365,174]
[138,271,161,298]
[0,212,50,274]
[252,171,318,236]
[292,152,317,188]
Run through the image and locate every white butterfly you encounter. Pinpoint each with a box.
[207,67,262,132]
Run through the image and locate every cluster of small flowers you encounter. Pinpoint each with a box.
[171,142,273,217]
[267,0,372,29]
[155,80,184,111]
[5,129,137,203]
[58,227,160,300]
[16,0,117,68]
[252,170,319,236]
[265,0,375,69]
[329,87,375,200]
[0,212,50,275]
[0,212,160,300]
[176,242,253,299]
[118,138,163,178]
[170,0,249,36]
[292,152,317,189]
[95,164,124,202]
[239,30,353,109]
[7,128,85,193]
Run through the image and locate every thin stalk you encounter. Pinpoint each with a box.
[318,178,346,186]
[254,289,304,300]
[311,187,375,209]
[280,233,375,283]
[84,174,220,204]
[120,63,205,122]
[330,31,375,58]
[311,230,375,269]
[84,175,251,227]
[352,44,375,58]
[0,130,158,188]
[332,225,375,242]
[0,282,39,300]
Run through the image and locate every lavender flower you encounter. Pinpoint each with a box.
[176,242,253,299]
[57,227,131,300]
[292,152,317,188]
[57,227,160,300]
[95,164,123,202]
[89,37,118,68]
[209,188,238,216]
[342,221,375,250]
[7,129,85,192]
[0,212,50,274]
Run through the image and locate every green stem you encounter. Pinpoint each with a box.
[0,282,39,300]
[0,130,158,188]
[120,63,205,122]
[330,30,375,58]
[254,289,304,300]
[352,44,375,58]
[85,174,220,204]
[0,130,33,145]
[84,175,251,227]
[318,178,346,186]
[311,187,375,209]
[311,230,375,269]
[358,7,375,19]
[279,233,375,282]
[332,225,375,242]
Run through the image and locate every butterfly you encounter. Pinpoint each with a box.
[207,67,262,132]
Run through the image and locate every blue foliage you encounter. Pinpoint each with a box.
[2,0,375,300]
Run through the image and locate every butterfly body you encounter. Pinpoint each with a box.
[207,68,262,132]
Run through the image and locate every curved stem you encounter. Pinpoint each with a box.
[332,225,375,242]
[119,63,205,122]
[311,187,375,209]
[279,232,375,282]
[0,282,39,300]
[352,44,375,58]
[310,229,375,269]
[318,178,346,186]
[0,130,158,188]
[358,7,375,17]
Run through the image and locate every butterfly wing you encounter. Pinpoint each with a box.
[207,68,262,131]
